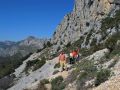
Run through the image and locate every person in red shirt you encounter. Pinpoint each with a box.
[72,50,78,58]
[72,48,80,63]
[71,50,77,64]
[69,50,74,64]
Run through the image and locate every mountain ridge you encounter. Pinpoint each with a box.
[0,36,48,57]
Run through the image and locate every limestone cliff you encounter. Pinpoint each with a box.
[51,0,120,48]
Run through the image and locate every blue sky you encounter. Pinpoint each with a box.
[0,0,74,41]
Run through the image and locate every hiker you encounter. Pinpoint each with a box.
[69,50,74,64]
[72,50,78,63]
[59,51,67,72]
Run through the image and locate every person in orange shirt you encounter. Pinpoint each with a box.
[59,52,67,72]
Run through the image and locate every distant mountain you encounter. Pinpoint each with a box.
[0,36,48,57]
[0,41,16,48]
[18,36,47,48]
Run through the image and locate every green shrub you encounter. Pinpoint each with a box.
[57,46,61,52]
[105,36,117,51]
[36,81,47,90]
[76,60,97,89]
[111,50,120,56]
[36,49,43,53]
[76,60,97,74]
[63,36,84,54]
[51,76,66,90]
[26,60,39,68]
[108,56,119,68]
[21,53,33,61]
[53,70,59,75]
[90,44,105,53]
[0,52,30,79]
[100,10,120,38]
[0,65,15,78]
[65,69,80,85]
[54,63,60,69]
[95,69,111,86]
[40,79,49,84]
[24,59,46,73]
[33,59,46,71]
[30,79,49,90]
[77,71,89,90]
[23,89,29,90]
[99,10,120,44]
[78,71,88,80]
[105,32,120,51]
[107,49,120,60]
[80,44,104,59]
[73,36,84,47]
[46,41,52,47]
[108,60,117,68]
[90,38,97,47]
[85,29,94,45]
[101,17,115,32]
[66,42,71,48]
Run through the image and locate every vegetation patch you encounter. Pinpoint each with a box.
[51,76,66,90]
[76,60,97,89]
[24,59,46,74]
[0,52,33,79]
[54,63,60,69]
[105,32,120,51]
[28,79,50,90]
[63,36,84,54]
[100,10,120,38]
[90,38,97,47]
[108,55,119,68]
[77,71,89,90]
[36,81,47,90]
[40,79,50,85]
[65,69,80,84]
[85,29,94,46]
[53,70,59,75]
[33,59,46,71]
[106,48,120,60]
[66,60,98,90]
[95,69,111,86]
[76,60,97,74]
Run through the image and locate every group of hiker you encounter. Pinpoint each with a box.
[59,48,80,72]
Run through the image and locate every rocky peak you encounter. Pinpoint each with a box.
[19,36,47,48]
[26,36,36,40]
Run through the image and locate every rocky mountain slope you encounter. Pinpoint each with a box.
[7,47,120,90]
[0,36,47,57]
[1,0,120,90]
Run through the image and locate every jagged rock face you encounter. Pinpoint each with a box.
[51,0,120,48]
